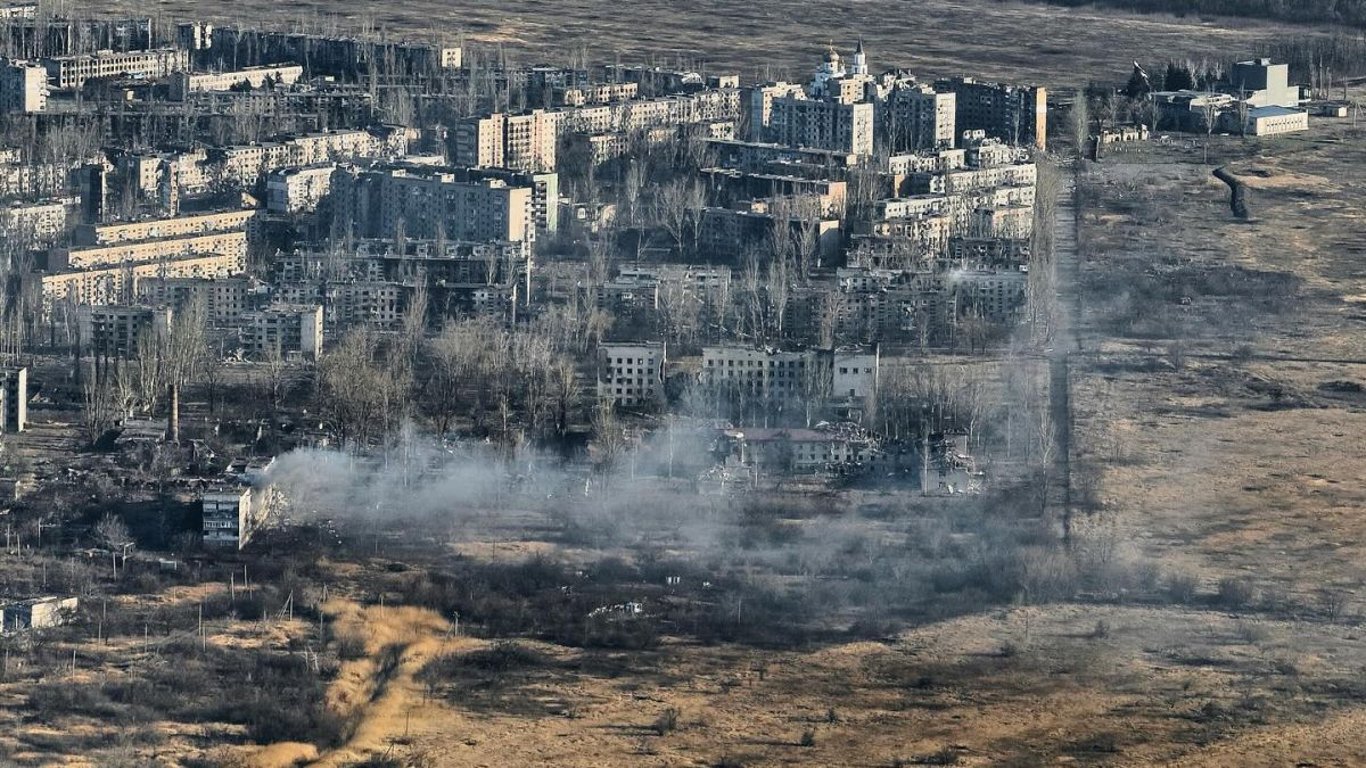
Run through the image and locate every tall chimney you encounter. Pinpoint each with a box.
[169,383,180,444]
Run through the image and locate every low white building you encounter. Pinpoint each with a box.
[1245,106,1308,137]
[1,596,77,633]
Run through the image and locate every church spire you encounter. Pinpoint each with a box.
[851,38,868,76]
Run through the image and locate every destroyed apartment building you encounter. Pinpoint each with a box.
[201,457,282,549]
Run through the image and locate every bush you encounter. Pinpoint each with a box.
[1216,577,1257,609]
[1165,571,1199,603]
[1234,620,1270,644]
[335,629,368,660]
[799,728,816,747]
[920,747,961,765]
[652,707,679,736]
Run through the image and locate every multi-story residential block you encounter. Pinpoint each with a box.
[452,110,558,172]
[879,82,956,151]
[597,342,666,408]
[602,64,739,95]
[949,268,1027,322]
[0,197,74,245]
[202,484,275,549]
[275,239,529,290]
[325,281,404,330]
[241,303,323,360]
[573,90,742,135]
[555,81,638,106]
[38,251,246,314]
[330,165,534,243]
[451,166,559,234]
[137,276,259,324]
[700,345,832,402]
[934,76,1047,150]
[0,3,37,19]
[767,96,874,156]
[705,138,858,171]
[208,126,412,190]
[743,81,807,139]
[72,208,262,246]
[697,203,841,262]
[0,58,47,112]
[833,347,879,400]
[570,126,674,165]
[167,63,303,99]
[76,304,172,358]
[0,163,74,199]
[700,168,847,216]
[176,21,213,51]
[946,237,1031,269]
[54,229,248,270]
[265,165,336,214]
[42,47,189,90]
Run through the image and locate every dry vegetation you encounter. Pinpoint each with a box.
[98,0,1305,86]
[3,4,1365,767]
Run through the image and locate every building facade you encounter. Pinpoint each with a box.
[42,48,189,90]
[0,58,46,112]
[597,342,666,408]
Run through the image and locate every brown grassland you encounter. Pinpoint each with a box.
[4,3,1366,767]
[103,0,1303,85]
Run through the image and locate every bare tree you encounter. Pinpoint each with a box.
[1201,102,1220,164]
[1070,96,1091,159]
[653,178,705,256]
[317,328,406,447]
[94,513,134,578]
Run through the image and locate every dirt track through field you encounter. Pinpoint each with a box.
[245,599,471,768]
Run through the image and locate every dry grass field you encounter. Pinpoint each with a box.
[106,0,1306,85]
[4,4,1363,767]
[1074,118,1366,598]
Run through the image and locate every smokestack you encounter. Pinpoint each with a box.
[169,383,180,444]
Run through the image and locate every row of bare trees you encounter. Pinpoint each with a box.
[315,316,585,451]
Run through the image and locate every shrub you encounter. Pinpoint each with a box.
[1234,620,1269,644]
[652,707,680,736]
[921,747,961,765]
[1216,577,1257,609]
[1165,571,1199,603]
[799,728,816,747]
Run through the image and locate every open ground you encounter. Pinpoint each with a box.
[2,3,1364,767]
[100,0,1314,86]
